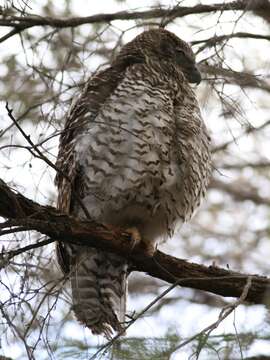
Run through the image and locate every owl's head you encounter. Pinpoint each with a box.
[115,28,201,84]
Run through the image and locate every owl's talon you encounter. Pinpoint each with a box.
[126,227,156,256]
[126,227,141,250]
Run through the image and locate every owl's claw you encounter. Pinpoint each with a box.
[126,227,141,250]
[141,241,156,257]
[126,226,155,257]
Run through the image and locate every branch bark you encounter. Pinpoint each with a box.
[1,179,270,305]
[0,0,269,31]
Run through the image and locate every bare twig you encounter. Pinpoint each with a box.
[192,31,270,50]
[0,237,55,270]
[90,278,184,359]
[5,103,91,219]
[170,277,252,356]
[210,178,270,206]
[212,119,270,153]
[201,65,270,94]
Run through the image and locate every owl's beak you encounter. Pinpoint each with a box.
[187,65,201,85]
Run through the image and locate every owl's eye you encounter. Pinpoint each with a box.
[176,49,186,57]
[175,49,188,65]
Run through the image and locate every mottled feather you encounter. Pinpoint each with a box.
[55,28,211,337]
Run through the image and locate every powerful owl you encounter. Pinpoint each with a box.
[55,28,211,337]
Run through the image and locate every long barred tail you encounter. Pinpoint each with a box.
[70,247,128,338]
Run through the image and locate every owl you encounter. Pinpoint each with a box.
[55,28,211,338]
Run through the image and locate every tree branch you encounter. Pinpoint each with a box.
[201,64,270,93]
[210,178,270,206]
[0,0,269,34]
[213,119,270,153]
[0,178,270,305]
[192,31,270,47]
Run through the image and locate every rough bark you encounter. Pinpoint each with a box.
[1,178,270,305]
[1,0,270,43]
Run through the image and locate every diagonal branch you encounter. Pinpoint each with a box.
[0,27,25,43]
[0,178,270,305]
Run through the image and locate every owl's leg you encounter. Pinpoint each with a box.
[140,239,156,257]
[125,226,155,257]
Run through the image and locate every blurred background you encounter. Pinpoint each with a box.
[0,0,270,359]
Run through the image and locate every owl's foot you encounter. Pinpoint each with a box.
[126,226,141,250]
[125,227,156,257]
[140,240,156,257]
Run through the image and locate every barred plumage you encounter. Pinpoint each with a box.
[55,28,211,337]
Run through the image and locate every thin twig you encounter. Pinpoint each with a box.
[89,277,203,359]
[170,276,252,356]
[0,238,55,269]
[5,102,91,219]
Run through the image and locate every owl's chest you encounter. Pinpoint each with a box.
[76,86,177,179]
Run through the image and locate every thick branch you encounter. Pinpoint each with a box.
[0,178,270,305]
[0,1,269,30]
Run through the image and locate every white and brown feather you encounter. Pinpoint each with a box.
[55,28,211,337]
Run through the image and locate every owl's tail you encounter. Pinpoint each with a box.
[70,247,128,338]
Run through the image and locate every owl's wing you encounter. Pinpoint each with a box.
[55,66,126,272]
[55,96,83,214]
[173,88,212,221]
[54,94,85,273]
